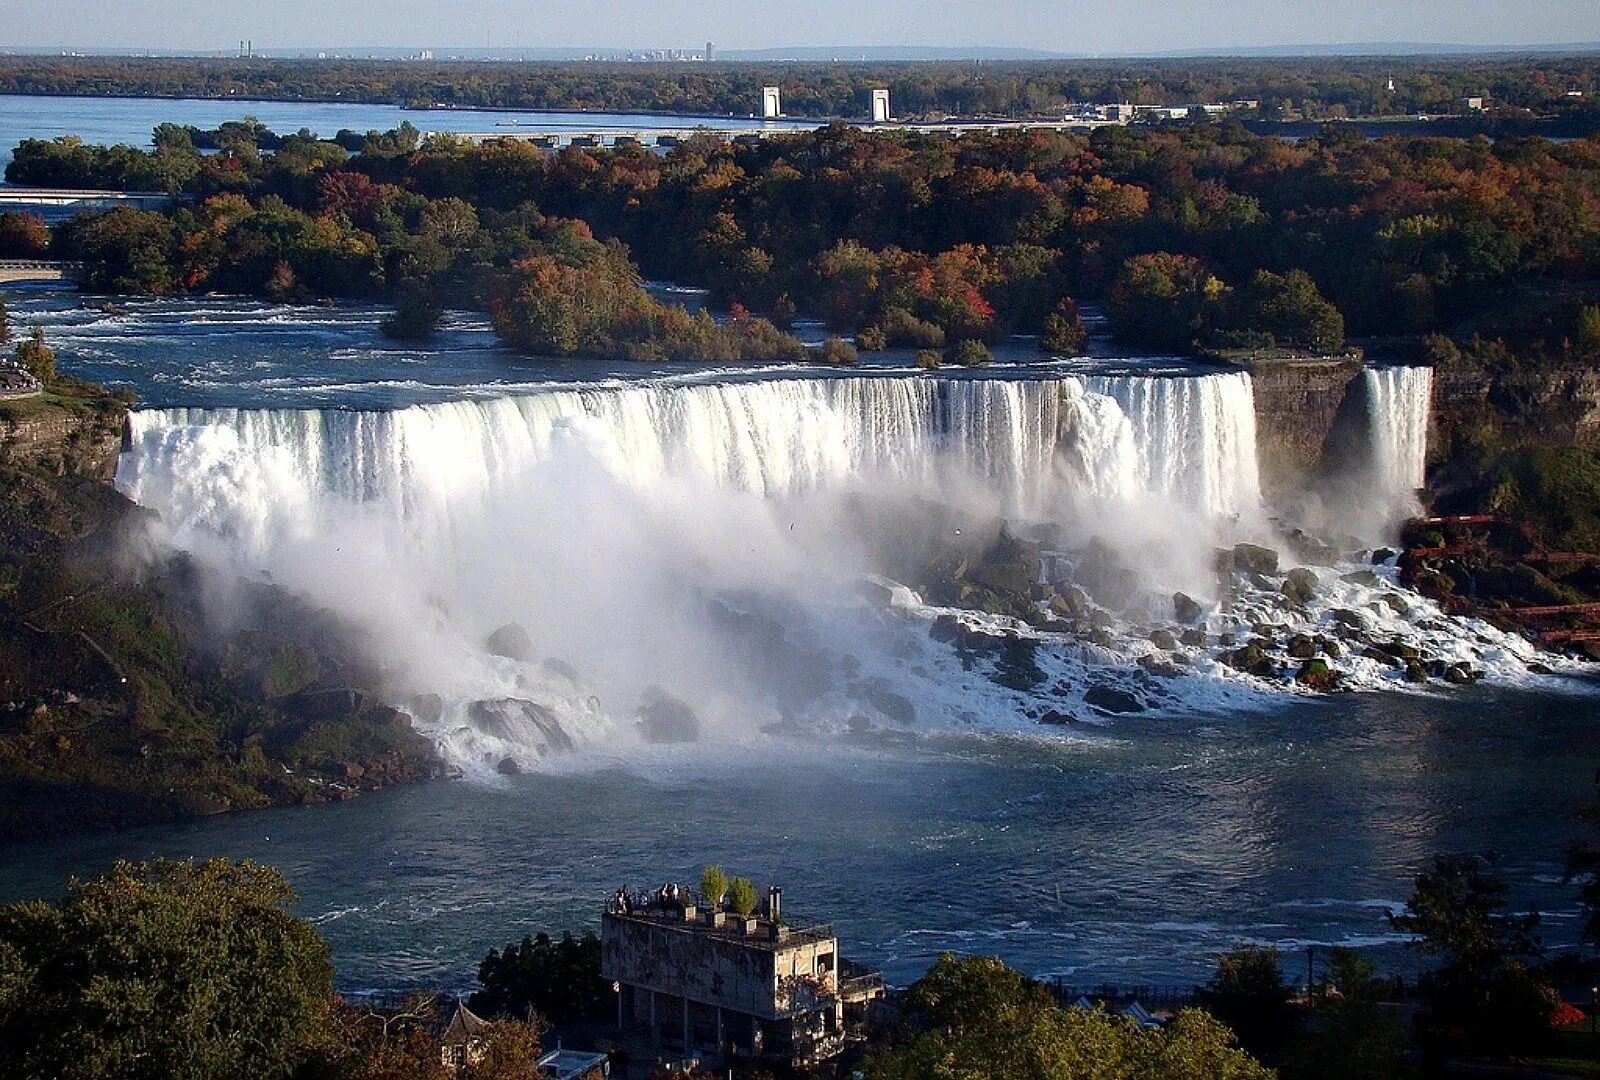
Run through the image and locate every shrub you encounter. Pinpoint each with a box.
[855,324,888,351]
[945,339,991,367]
[915,349,941,370]
[819,335,859,365]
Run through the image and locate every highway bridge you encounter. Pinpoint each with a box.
[0,260,84,283]
[437,117,1122,149]
[0,187,177,210]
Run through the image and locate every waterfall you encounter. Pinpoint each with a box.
[120,373,1266,539]
[1363,366,1433,508]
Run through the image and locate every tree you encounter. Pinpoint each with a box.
[1108,252,1230,353]
[1391,855,1553,1058]
[699,864,729,910]
[728,877,758,918]
[946,339,991,366]
[0,294,9,346]
[1199,944,1298,1063]
[0,211,50,258]
[1039,296,1088,354]
[867,954,1272,1080]
[0,858,332,1080]
[15,326,54,383]
[468,931,609,1026]
[381,279,443,341]
[1234,269,1345,352]
[1282,949,1406,1080]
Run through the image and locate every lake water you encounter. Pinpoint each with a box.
[1,286,1598,998]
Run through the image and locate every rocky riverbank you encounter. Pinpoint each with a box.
[0,384,445,842]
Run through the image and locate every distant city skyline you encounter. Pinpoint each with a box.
[2,0,1597,56]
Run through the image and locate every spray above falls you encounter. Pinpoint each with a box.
[116,367,1462,770]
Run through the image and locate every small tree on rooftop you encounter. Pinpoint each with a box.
[700,864,728,910]
[728,877,758,918]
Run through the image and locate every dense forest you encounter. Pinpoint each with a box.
[0,54,1598,123]
[11,120,1600,367]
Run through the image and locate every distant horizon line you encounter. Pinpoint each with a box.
[3,41,1600,62]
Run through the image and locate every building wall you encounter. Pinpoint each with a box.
[604,915,817,1019]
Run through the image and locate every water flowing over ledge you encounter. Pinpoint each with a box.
[114,365,1460,772]
[120,371,1273,528]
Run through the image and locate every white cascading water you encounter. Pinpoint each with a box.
[122,373,1264,540]
[1363,366,1433,510]
[112,370,1302,769]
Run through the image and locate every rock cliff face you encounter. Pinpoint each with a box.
[0,394,126,480]
[1242,356,1367,500]
[1430,362,1600,456]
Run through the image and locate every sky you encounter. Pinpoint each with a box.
[1,0,1595,54]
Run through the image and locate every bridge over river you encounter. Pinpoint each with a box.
[0,187,177,210]
[0,260,84,283]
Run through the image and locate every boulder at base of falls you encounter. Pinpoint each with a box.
[1084,684,1145,714]
[496,756,522,776]
[485,622,537,662]
[1444,663,1482,684]
[1173,592,1203,624]
[1341,569,1381,588]
[1287,634,1317,660]
[1073,541,1140,610]
[1296,657,1340,691]
[1225,643,1279,678]
[858,678,918,725]
[637,688,702,744]
[468,698,575,755]
[1285,529,1338,567]
[1220,543,1280,577]
[1282,567,1318,605]
[967,528,1042,598]
[1149,628,1178,651]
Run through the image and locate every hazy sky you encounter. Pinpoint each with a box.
[3,0,1595,53]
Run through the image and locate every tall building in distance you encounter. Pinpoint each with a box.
[706,41,715,62]
[762,86,782,119]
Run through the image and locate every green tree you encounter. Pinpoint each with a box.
[867,954,1272,1080]
[468,931,609,1025]
[728,877,758,918]
[1108,252,1230,353]
[946,339,992,366]
[1199,944,1298,1063]
[0,858,332,1080]
[15,325,54,383]
[1282,949,1407,1080]
[1391,855,1552,1059]
[381,279,443,341]
[0,293,10,346]
[1039,296,1089,354]
[699,864,729,909]
[1235,269,1345,352]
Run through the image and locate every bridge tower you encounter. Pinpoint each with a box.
[870,88,890,123]
[761,86,781,119]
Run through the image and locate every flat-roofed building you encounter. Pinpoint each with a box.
[600,885,883,1069]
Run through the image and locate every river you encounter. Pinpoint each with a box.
[1,285,1598,996]
[0,92,815,170]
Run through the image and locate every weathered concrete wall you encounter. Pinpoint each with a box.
[603,914,785,1019]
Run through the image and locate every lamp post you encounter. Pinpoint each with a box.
[1591,985,1597,1055]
